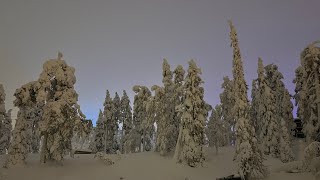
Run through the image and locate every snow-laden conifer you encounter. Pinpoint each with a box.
[229,21,267,179]
[174,60,205,167]
[120,90,133,153]
[94,110,105,152]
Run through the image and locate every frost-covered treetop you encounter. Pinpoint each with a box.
[229,21,246,92]
[264,64,284,90]
[186,60,203,86]
[37,53,77,104]
[162,59,173,87]
[114,92,120,104]
[121,90,130,106]
[228,20,248,104]
[173,65,185,85]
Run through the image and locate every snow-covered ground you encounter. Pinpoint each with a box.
[0,140,314,180]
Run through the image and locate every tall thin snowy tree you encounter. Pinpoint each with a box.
[103,90,118,154]
[229,21,267,179]
[263,63,294,162]
[120,90,133,153]
[256,58,278,157]
[113,92,121,151]
[131,85,151,152]
[94,109,105,152]
[174,60,206,167]
[155,59,177,155]
[143,94,156,151]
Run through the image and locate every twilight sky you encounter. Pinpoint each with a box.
[1,0,319,123]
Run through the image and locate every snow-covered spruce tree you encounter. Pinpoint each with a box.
[37,53,86,163]
[142,94,156,151]
[174,60,205,167]
[206,104,225,154]
[120,90,133,153]
[103,90,118,154]
[94,110,105,152]
[263,63,295,161]
[113,92,121,147]
[255,58,279,157]
[228,21,267,179]
[264,64,295,134]
[151,85,165,151]
[294,42,320,143]
[5,82,37,167]
[173,65,185,122]
[0,84,12,155]
[155,59,177,155]
[131,86,151,152]
[219,76,234,145]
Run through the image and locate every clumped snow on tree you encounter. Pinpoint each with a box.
[39,54,86,163]
[294,41,320,143]
[263,63,295,162]
[174,60,206,167]
[155,59,177,155]
[0,84,12,155]
[255,58,279,157]
[228,20,267,179]
[128,85,151,152]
